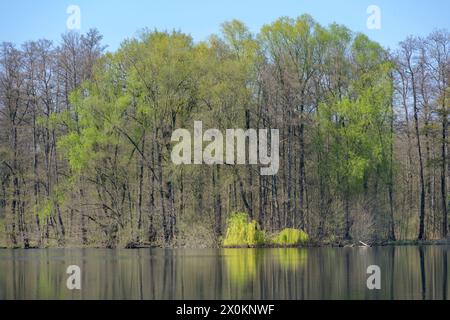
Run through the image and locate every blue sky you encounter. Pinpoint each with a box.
[0,0,449,51]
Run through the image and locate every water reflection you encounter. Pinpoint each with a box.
[0,246,448,300]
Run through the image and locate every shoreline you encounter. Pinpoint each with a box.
[1,239,449,250]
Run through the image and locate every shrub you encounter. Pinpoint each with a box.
[223,212,265,247]
[272,228,309,246]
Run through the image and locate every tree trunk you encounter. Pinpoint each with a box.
[441,105,448,238]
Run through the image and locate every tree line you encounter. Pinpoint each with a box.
[0,15,448,248]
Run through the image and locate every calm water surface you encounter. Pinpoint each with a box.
[0,246,448,300]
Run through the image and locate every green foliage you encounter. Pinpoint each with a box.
[247,220,266,246]
[2,14,428,248]
[38,200,53,223]
[314,33,394,204]
[223,212,265,247]
[272,228,309,246]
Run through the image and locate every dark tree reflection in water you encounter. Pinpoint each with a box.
[0,246,448,300]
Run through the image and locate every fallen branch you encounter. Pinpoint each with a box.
[359,241,370,247]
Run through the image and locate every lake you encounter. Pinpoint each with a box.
[0,246,448,300]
